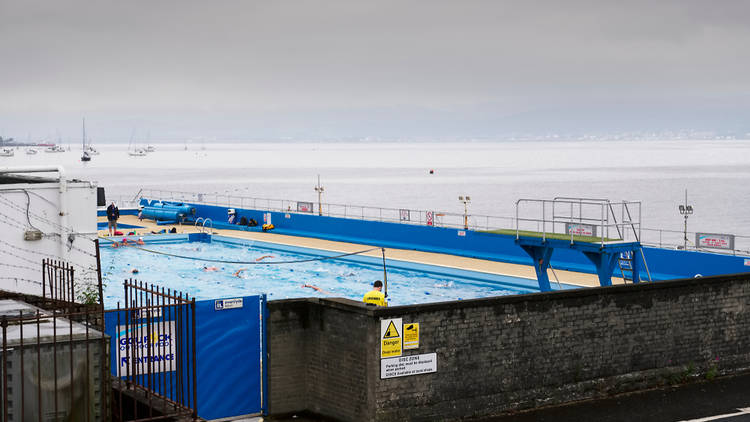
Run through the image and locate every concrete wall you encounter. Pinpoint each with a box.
[268,298,376,421]
[141,198,750,283]
[1,180,98,298]
[268,273,750,421]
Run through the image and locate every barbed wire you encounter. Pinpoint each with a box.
[0,276,43,287]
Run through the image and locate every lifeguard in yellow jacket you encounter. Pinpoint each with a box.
[363,280,387,307]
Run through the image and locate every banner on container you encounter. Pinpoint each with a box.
[381,353,437,379]
[297,201,314,213]
[565,223,597,237]
[426,211,434,226]
[696,233,734,250]
[116,321,176,376]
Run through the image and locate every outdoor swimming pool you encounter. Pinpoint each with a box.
[99,234,563,308]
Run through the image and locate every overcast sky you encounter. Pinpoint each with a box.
[1,0,749,141]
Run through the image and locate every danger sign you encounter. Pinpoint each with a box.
[381,318,402,358]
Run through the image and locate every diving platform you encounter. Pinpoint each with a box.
[514,197,651,291]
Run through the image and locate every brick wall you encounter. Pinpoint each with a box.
[268,273,750,421]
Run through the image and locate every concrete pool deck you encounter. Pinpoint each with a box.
[99,215,627,289]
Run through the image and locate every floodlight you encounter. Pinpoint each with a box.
[458,196,464,201]
[679,205,685,213]
[466,196,471,201]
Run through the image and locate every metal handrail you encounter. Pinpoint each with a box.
[110,188,750,256]
[516,198,642,246]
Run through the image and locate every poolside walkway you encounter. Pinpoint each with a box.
[99,215,627,289]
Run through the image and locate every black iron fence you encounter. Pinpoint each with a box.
[0,247,198,421]
[41,258,75,304]
[0,304,107,421]
[110,280,197,421]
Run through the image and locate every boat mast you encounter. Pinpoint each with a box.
[82,118,86,150]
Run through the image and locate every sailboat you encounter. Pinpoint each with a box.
[81,118,91,162]
[127,129,147,157]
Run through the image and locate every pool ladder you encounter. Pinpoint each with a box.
[195,217,213,234]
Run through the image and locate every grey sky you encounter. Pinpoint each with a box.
[1,0,749,140]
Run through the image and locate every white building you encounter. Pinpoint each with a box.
[0,166,99,301]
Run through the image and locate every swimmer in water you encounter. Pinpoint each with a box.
[130,268,139,274]
[301,284,332,295]
[256,255,275,261]
[203,266,219,272]
[233,268,247,277]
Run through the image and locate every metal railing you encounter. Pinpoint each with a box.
[109,188,750,256]
[515,198,641,246]
[111,280,197,421]
[0,305,108,421]
[131,188,516,232]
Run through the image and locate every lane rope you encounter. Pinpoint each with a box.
[98,236,381,265]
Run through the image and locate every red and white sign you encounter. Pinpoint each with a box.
[696,233,734,250]
[426,211,434,226]
[565,223,596,237]
[296,201,314,213]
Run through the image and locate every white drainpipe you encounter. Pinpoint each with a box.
[0,166,68,260]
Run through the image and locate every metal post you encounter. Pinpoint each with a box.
[381,248,388,298]
[314,175,324,216]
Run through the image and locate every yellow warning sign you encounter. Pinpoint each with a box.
[383,321,400,338]
[403,323,419,350]
[381,318,402,358]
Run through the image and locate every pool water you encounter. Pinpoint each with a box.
[100,236,545,308]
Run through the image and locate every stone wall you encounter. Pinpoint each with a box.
[268,273,750,421]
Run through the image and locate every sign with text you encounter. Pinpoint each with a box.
[399,209,410,221]
[297,201,314,213]
[426,211,434,226]
[565,223,597,237]
[381,353,437,379]
[215,298,244,310]
[380,318,402,358]
[696,233,734,250]
[403,323,419,350]
[116,321,175,377]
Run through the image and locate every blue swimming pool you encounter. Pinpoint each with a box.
[99,234,572,308]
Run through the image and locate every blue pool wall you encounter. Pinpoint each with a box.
[138,198,750,281]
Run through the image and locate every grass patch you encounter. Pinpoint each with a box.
[480,228,622,243]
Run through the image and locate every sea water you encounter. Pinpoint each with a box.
[4,139,749,245]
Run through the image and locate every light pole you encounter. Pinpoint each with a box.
[459,195,471,230]
[314,174,324,216]
[678,189,693,249]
